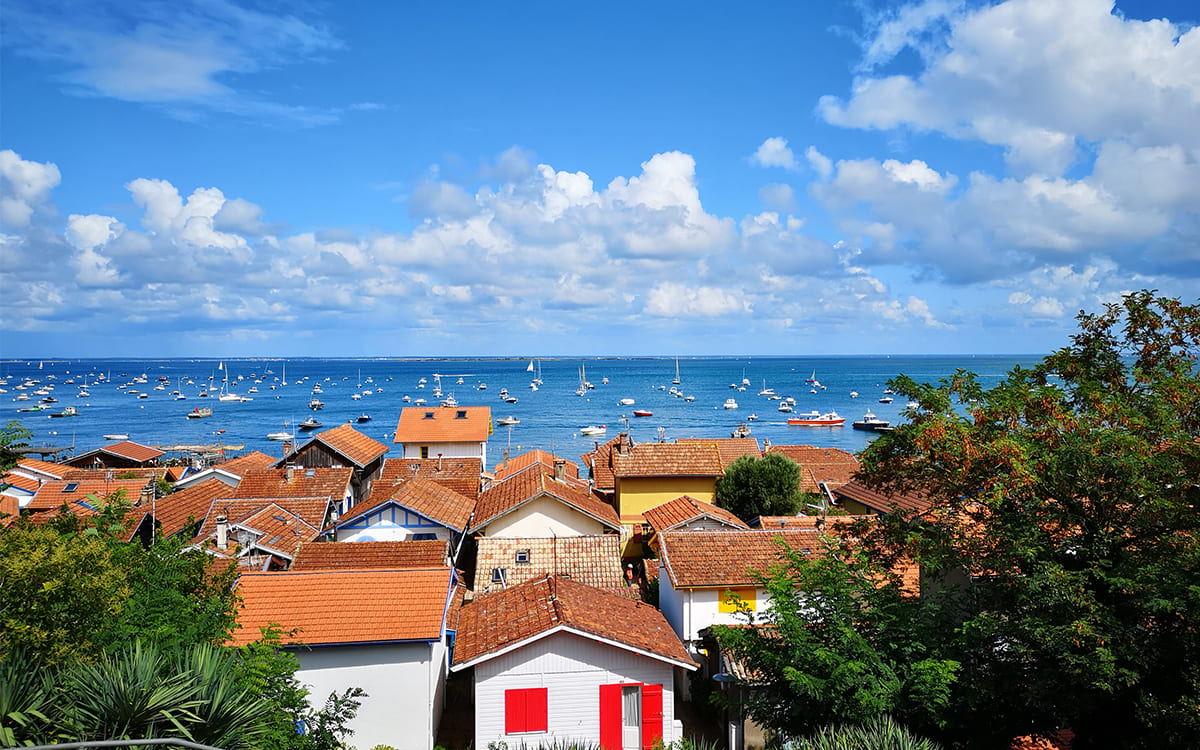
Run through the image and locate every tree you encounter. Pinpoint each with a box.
[716,452,804,522]
[717,292,1200,749]
[0,421,31,482]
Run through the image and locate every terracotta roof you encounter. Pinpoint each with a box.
[452,575,696,669]
[2,473,40,493]
[676,438,761,470]
[217,451,277,477]
[15,458,68,479]
[130,478,231,539]
[78,440,165,463]
[233,467,352,502]
[658,529,826,588]
[284,423,389,469]
[230,568,452,646]
[643,495,749,533]
[193,495,333,541]
[380,476,475,532]
[291,540,450,571]
[393,406,491,444]
[61,467,168,481]
[612,442,723,479]
[753,515,827,529]
[164,466,189,483]
[580,435,622,492]
[27,478,151,511]
[471,464,619,533]
[373,457,482,500]
[832,479,932,515]
[474,536,623,593]
[230,503,324,559]
[765,444,860,493]
[1,495,20,522]
[492,449,580,482]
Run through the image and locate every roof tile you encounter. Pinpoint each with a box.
[393,406,491,444]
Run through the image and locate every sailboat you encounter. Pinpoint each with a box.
[672,358,681,385]
[281,362,287,386]
[806,370,817,383]
[527,360,535,373]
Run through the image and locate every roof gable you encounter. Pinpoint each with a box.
[612,442,723,479]
[471,465,618,534]
[281,424,389,469]
[383,477,476,532]
[643,495,749,533]
[492,449,580,482]
[373,457,482,501]
[394,406,491,444]
[216,451,278,477]
[291,540,450,571]
[676,438,761,470]
[451,575,696,670]
[233,467,352,501]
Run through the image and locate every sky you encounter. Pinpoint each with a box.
[1,0,1197,358]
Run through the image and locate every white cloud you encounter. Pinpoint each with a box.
[750,137,798,170]
[758,183,796,211]
[805,146,833,180]
[643,282,746,318]
[0,150,61,228]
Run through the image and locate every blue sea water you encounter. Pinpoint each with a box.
[2,355,1044,465]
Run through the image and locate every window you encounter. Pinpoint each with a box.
[491,567,507,584]
[412,533,438,541]
[423,411,435,419]
[504,687,547,734]
[719,587,756,613]
[456,410,467,419]
[515,549,531,564]
[63,482,78,493]
[420,446,429,459]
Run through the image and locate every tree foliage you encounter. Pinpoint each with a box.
[0,421,31,483]
[717,292,1200,749]
[716,452,804,522]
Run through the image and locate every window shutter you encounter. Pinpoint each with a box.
[599,683,623,750]
[641,684,663,749]
[505,689,526,734]
[527,687,548,731]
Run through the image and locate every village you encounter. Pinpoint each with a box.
[1,403,914,750]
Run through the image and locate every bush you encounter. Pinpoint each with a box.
[783,715,942,750]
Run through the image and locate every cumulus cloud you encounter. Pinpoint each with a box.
[643,282,746,318]
[758,183,796,211]
[0,150,61,228]
[750,137,798,169]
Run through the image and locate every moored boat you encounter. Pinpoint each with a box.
[787,410,846,426]
[50,406,78,418]
[186,407,213,419]
[852,411,890,431]
[632,409,652,417]
[298,416,323,430]
[579,425,606,436]
[497,416,520,426]
[731,422,751,438]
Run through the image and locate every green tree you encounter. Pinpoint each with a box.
[0,421,31,499]
[715,452,804,522]
[717,292,1200,749]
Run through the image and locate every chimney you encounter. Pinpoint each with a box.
[553,459,566,482]
[286,465,295,483]
[140,485,154,506]
[216,515,228,551]
[437,454,443,471]
[617,433,631,455]
[763,437,771,450]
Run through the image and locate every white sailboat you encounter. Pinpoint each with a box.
[672,358,681,385]
[527,360,535,373]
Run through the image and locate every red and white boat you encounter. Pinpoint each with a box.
[787,410,845,426]
[632,409,653,417]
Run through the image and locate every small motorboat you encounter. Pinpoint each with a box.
[267,430,294,441]
[879,396,894,404]
[747,413,758,421]
[497,416,520,426]
[852,411,891,431]
[579,425,606,436]
[102,433,129,441]
[723,398,738,409]
[632,409,653,417]
[186,407,213,419]
[619,398,635,406]
[298,417,323,430]
[731,422,752,438]
[309,398,324,410]
[50,406,77,418]
[356,414,372,423]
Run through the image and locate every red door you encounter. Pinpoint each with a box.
[641,684,663,749]
[599,683,623,750]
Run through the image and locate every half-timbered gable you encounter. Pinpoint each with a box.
[276,423,389,511]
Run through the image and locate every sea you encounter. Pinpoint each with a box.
[2,355,1043,466]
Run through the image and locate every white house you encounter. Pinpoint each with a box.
[656,528,827,648]
[470,461,620,539]
[231,567,456,750]
[451,575,697,750]
[393,406,491,470]
[324,476,476,551]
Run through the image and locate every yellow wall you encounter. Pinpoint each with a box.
[614,476,718,523]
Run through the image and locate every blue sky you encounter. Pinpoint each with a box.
[2,0,1197,358]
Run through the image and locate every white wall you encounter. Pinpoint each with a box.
[340,523,454,543]
[472,631,681,750]
[483,495,609,537]
[660,579,771,642]
[296,640,445,750]
[400,441,486,469]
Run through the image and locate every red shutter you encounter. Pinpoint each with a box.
[641,684,663,749]
[505,689,526,734]
[528,687,548,732]
[599,683,623,750]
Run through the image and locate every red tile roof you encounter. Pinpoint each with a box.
[291,540,450,571]
[233,467,352,502]
[658,529,826,588]
[452,575,696,669]
[471,464,619,533]
[765,444,860,493]
[15,458,68,479]
[193,495,333,542]
[216,451,277,477]
[129,478,231,539]
[286,423,389,468]
[612,442,723,479]
[492,449,580,482]
[474,536,624,593]
[230,568,453,646]
[374,457,482,500]
[3,473,40,493]
[100,440,166,463]
[62,467,168,481]
[832,479,932,515]
[360,477,476,533]
[27,478,151,512]
[753,515,828,529]
[393,406,491,444]
[642,495,749,533]
[676,438,761,470]
[580,435,622,493]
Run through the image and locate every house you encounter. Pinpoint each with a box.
[470,461,619,539]
[451,574,697,750]
[492,449,581,482]
[25,477,154,516]
[641,495,749,554]
[474,535,626,595]
[233,466,353,512]
[62,440,164,470]
[191,495,338,569]
[124,477,234,545]
[656,528,826,649]
[373,456,483,501]
[764,444,860,496]
[325,476,476,552]
[674,438,761,470]
[276,423,389,512]
[290,540,451,570]
[231,567,457,750]
[393,406,491,470]
[579,435,622,504]
[607,439,725,555]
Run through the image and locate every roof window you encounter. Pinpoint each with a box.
[456,410,467,419]
[491,567,507,584]
[305,469,315,478]
[515,550,530,564]
[424,411,435,419]
[63,482,78,493]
